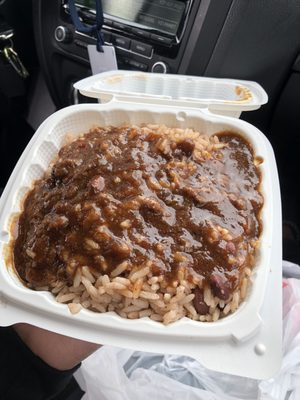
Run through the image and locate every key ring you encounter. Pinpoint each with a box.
[2,45,29,79]
[0,31,14,41]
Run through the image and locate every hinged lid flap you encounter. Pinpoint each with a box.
[74,70,268,116]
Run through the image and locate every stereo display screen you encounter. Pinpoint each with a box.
[76,0,186,35]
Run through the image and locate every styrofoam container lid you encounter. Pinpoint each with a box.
[0,98,281,380]
[74,70,268,117]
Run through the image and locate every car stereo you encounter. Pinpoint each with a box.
[61,0,194,69]
[70,0,192,44]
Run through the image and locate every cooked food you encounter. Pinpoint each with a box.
[13,124,263,324]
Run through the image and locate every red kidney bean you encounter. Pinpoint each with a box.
[210,274,230,300]
[177,139,195,156]
[226,241,236,254]
[193,286,209,315]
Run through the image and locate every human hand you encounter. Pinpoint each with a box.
[14,323,100,370]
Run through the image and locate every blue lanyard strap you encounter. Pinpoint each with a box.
[68,0,104,52]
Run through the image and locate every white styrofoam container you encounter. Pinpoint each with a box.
[0,72,281,380]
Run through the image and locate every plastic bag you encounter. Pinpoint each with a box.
[76,347,259,400]
[76,268,300,400]
[258,277,300,400]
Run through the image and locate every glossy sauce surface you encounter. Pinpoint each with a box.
[14,126,263,295]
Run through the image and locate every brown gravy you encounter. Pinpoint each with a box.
[13,125,263,297]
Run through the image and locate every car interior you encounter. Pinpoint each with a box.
[0,0,300,265]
